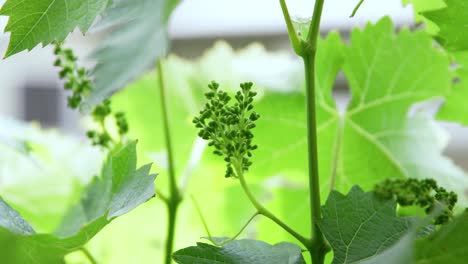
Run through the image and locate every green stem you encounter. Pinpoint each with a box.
[303,56,327,263]
[279,0,303,55]
[303,0,329,263]
[158,59,182,264]
[164,201,179,264]
[235,166,311,248]
[227,212,259,243]
[191,195,259,246]
[190,195,214,240]
[79,247,97,264]
[306,0,325,47]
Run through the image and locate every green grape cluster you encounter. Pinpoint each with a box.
[86,100,129,148]
[193,81,260,178]
[53,44,92,109]
[53,43,129,149]
[375,178,458,225]
[86,99,112,147]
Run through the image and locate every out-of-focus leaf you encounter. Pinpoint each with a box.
[196,41,304,93]
[0,134,32,155]
[173,239,305,264]
[83,0,180,110]
[0,117,103,232]
[415,211,468,263]
[358,232,414,264]
[319,186,411,264]
[0,142,156,263]
[0,0,109,57]
[358,211,468,264]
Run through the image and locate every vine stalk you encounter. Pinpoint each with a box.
[157,59,182,264]
[280,0,328,262]
[304,0,328,262]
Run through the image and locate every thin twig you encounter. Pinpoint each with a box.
[79,247,97,264]
[234,164,311,248]
[191,195,259,246]
[350,0,365,17]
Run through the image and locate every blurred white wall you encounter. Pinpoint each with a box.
[169,0,413,38]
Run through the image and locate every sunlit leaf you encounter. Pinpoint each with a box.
[423,0,468,51]
[402,0,445,33]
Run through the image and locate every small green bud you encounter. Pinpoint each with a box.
[54,45,62,54]
[67,95,81,109]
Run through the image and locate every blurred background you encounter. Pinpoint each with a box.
[1,0,466,167]
[1,0,468,263]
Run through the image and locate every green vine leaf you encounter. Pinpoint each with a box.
[408,0,468,127]
[402,0,446,15]
[437,52,468,125]
[0,0,109,58]
[327,17,468,202]
[402,0,445,32]
[246,18,468,223]
[172,239,305,264]
[235,18,468,245]
[83,0,180,110]
[0,141,156,263]
[422,0,468,51]
[319,186,411,264]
